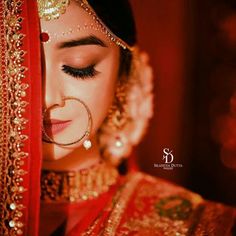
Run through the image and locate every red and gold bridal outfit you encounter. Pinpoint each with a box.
[39,162,235,236]
[0,0,42,235]
[0,1,235,236]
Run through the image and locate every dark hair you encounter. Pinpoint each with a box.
[87,0,137,76]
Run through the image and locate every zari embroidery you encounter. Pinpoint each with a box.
[155,195,193,221]
[37,0,70,21]
[116,174,203,236]
[102,173,143,236]
[82,172,235,236]
[82,172,142,236]
[118,212,189,236]
[0,0,28,235]
[0,1,9,233]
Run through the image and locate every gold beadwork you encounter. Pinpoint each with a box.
[41,161,119,203]
[78,0,133,51]
[37,0,133,50]
[41,22,111,43]
[82,172,143,236]
[37,0,70,21]
[105,80,130,131]
[0,0,28,235]
[103,173,143,236]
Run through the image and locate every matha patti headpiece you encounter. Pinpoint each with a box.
[37,0,70,21]
[37,0,133,50]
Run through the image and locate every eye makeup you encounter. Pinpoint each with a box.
[62,64,98,79]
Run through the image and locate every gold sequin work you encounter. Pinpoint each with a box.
[37,0,70,21]
[79,172,235,235]
[37,0,133,50]
[0,0,28,235]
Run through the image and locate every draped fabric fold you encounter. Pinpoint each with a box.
[0,1,42,235]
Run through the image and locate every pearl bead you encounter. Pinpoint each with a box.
[9,220,15,228]
[115,139,123,148]
[83,140,92,150]
[10,203,16,210]
[18,186,24,192]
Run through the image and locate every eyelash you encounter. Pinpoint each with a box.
[62,64,97,79]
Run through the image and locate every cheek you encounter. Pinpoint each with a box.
[89,59,119,132]
[64,52,119,135]
[42,49,119,161]
[91,81,115,128]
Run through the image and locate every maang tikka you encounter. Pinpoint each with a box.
[37,0,70,21]
[37,0,133,51]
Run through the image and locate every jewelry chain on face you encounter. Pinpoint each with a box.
[42,96,92,147]
[77,0,133,50]
[41,22,106,42]
[38,0,133,50]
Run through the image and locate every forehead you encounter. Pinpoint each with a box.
[40,1,109,44]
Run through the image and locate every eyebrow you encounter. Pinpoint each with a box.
[58,35,107,49]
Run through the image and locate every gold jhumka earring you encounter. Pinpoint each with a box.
[98,49,154,165]
[106,80,130,140]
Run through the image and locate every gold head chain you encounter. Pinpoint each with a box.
[37,0,134,51]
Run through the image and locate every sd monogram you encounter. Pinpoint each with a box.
[163,148,174,163]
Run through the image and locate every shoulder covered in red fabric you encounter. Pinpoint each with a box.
[115,171,236,236]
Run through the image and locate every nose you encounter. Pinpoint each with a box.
[42,55,64,109]
[44,74,64,108]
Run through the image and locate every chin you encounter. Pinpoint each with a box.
[42,142,78,161]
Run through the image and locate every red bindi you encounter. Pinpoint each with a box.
[40,32,49,42]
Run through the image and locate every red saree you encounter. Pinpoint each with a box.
[40,171,235,235]
[0,0,42,235]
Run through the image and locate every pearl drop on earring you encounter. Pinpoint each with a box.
[115,137,123,148]
[83,139,92,150]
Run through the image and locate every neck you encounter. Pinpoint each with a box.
[42,136,101,171]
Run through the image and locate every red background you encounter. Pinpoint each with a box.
[131,0,236,206]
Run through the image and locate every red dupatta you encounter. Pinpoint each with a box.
[0,1,42,235]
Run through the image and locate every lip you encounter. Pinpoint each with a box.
[43,119,72,136]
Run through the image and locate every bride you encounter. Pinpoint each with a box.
[0,0,235,235]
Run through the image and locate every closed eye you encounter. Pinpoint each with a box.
[62,64,98,79]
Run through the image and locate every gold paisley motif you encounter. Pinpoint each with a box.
[37,0,70,20]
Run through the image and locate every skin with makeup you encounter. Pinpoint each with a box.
[41,0,120,171]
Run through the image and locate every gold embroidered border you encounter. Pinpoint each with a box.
[81,172,142,236]
[0,0,9,234]
[102,172,143,236]
[0,0,29,235]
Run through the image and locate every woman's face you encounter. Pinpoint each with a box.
[41,1,120,160]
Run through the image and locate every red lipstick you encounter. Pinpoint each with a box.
[43,119,72,135]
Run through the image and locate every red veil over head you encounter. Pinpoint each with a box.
[0,1,42,235]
